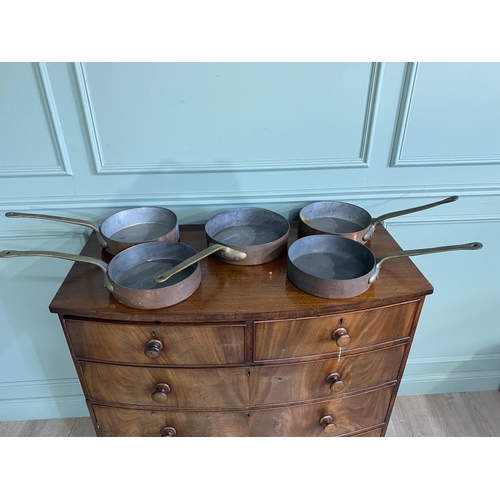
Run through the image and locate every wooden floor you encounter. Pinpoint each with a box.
[1,390,499,437]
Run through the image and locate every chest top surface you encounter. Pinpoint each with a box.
[49,223,433,322]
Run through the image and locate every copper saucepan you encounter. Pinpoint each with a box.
[5,207,180,255]
[205,207,290,265]
[298,196,459,243]
[287,234,482,299]
[0,242,246,309]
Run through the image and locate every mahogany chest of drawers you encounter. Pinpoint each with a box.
[49,223,433,437]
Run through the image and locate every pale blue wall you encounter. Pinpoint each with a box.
[1,62,499,421]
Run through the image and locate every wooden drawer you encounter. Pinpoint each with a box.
[92,405,250,437]
[65,319,245,365]
[254,301,418,361]
[81,344,405,409]
[80,362,249,408]
[249,386,393,437]
[91,386,393,437]
[249,344,406,405]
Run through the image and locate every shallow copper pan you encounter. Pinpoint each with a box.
[0,242,246,309]
[5,206,180,255]
[287,234,482,299]
[298,196,458,243]
[205,207,290,265]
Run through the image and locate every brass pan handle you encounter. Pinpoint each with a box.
[154,244,247,283]
[363,196,459,241]
[5,212,107,248]
[368,241,483,284]
[0,249,113,291]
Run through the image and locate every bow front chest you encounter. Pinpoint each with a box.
[49,223,433,437]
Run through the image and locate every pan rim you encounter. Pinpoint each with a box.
[205,207,290,248]
[298,200,372,235]
[99,206,179,245]
[287,234,376,283]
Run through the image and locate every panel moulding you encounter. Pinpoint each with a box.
[0,63,73,178]
[389,62,500,168]
[1,183,500,213]
[74,62,384,175]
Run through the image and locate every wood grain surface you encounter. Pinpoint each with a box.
[65,319,245,365]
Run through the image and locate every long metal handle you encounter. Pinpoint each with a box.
[368,241,482,284]
[0,249,109,273]
[154,244,247,283]
[5,212,100,232]
[4,211,108,249]
[363,196,459,241]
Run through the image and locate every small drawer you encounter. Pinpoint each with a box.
[64,319,245,365]
[80,362,249,408]
[92,405,251,437]
[249,344,406,405]
[254,301,418,361]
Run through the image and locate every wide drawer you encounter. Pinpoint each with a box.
[80,344,405,408]
[254,301,418,361]
[64,319,245,365]
[91,386,393,437]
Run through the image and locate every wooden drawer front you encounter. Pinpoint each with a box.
[65,319,245,365]
[249,344,406,405]
[254,301,418,361]
[92,406,250,437]
[91,386,393,437]
[248,386,393,437]
[81,362,249,408]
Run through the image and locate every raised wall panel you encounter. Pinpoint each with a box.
[384,217,500,357]
[0,63,72,177]
[75,62,383,174]
[390,62,500,167]
[385,215,500,395]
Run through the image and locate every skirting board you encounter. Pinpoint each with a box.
[398,371,500,396]
[0,395,89,422]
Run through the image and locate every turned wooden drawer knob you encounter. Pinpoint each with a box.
[161,426,177,437]
[326,372,345,393]
[151,383,171,403]
[319,415,337,434]
[332,327,350,347]
[144,339,163,359]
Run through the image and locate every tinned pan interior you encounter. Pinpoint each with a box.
[286,235,376,299]
[298,201,372,241]
[107,241,201,309]
[100,207,180,253]
[205,207,290,265]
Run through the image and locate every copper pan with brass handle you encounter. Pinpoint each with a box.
[5,206,180,255]
[287,235,482,299]
[0,242,246,309]
[298,196,459,243]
